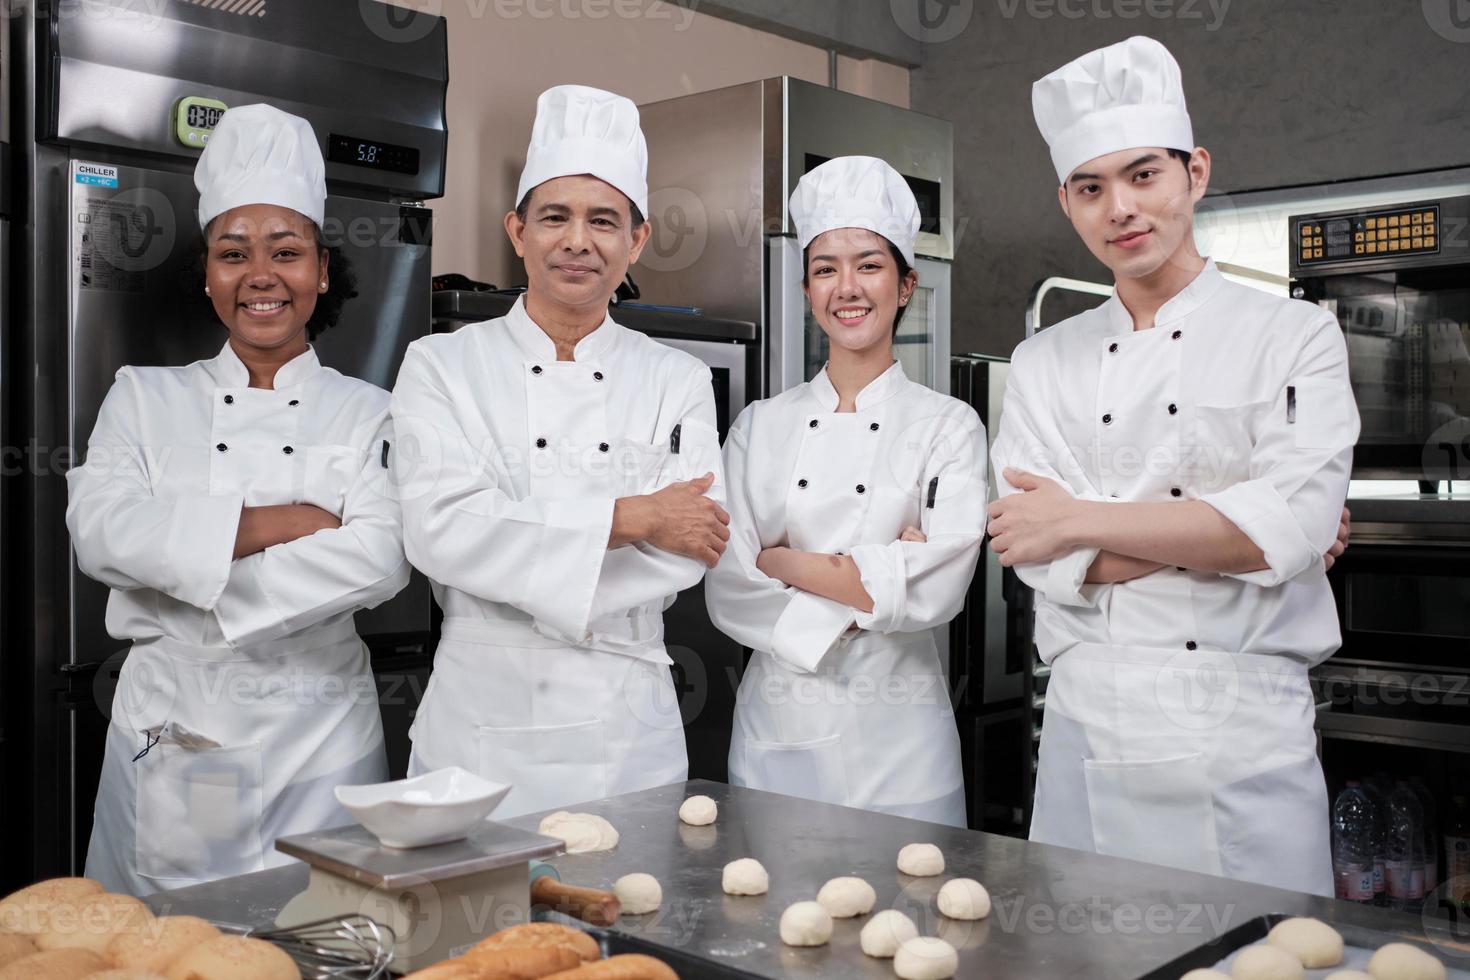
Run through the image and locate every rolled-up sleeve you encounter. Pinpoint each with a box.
[990,348,1108,608]
[1200,312,1358,586]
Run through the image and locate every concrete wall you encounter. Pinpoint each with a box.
[382,0,909,286]
[910,0,1470,357]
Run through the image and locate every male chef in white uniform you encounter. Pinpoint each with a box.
[392,85,728,818]
[988,36,1355,896]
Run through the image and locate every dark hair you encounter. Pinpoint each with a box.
[1060,147,1196,188]
[801,239,915,332]
[188,221,359,340]
[515,189,646,229]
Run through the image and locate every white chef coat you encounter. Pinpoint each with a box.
[705,362,986,826]
[67,341,411,895]
[391,296,724,819]
[992,259,1358,895]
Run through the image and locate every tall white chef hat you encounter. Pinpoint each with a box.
[1032,35,1194,184]
[194,103,326,231]
[790,156,922,267]
[516,84,649,219]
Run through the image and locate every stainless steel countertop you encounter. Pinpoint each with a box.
[149,779,1440,979]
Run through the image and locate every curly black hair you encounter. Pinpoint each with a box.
[185,222,359,340]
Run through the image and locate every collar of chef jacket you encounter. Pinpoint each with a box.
[504,293,619,362]
[1101,256,1227,335]
[809,358,907,412]
[205,339,322,389]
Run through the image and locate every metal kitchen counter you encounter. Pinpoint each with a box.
[148,779,1443,978]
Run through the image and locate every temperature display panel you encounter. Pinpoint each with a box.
[327,133,420,176]
[1297,204,1439,265]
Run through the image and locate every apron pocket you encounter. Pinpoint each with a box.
[476,718,607,815]
[135,740,265,885]
[743,733,850,808]
[1082,751,1221,876]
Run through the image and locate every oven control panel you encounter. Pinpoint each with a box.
[1297,203,1438,266]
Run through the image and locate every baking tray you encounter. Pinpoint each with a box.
[1136,913,1469,979]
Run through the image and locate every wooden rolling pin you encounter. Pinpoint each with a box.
[530,871,621,927]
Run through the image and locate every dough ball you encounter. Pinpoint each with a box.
[1266,917,1343,968]
[896,843,945,876]
[1180,972,1232,980]
[778,901,832,947]
[893,936,959,980]
[1323,972,1374,980]
[678,795,717,826]
[0,948,108,980]
[37,894,152,957]
[612,874,662,915]
[467,922,600,963]
[858,909,918,958]
[721,858,769,896]
[163,936,296,980]
[537,812,620,854]
[1231,944,1305,980]
[936,878,991,920]
[815,877,875,918]
[0,879,103,935]
[1366,943,1447,980]
[108,915,221,972]
[0,934,37,968]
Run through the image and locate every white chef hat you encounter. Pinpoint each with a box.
[516,84,649,219]
[194,103,326,231]
[1032,35,1194,184]
[790,156,921,267]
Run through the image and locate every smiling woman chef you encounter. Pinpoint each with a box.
[704,157,987,827]
[67,104,410,894]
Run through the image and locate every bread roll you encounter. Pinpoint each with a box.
[541,954,678,979]
[108,916,221,972]
[90,971,170,979]
[468,923,600,962]
[402,961,498,980]
[38,894,153,956]
[0,878,104,935]
[0,947,109,979]
[462,945,580,977]
[0,933,38,968]
[162,936,295,980]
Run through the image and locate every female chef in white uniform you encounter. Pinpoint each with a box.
[68,104,410,894]
[705,157,987,827]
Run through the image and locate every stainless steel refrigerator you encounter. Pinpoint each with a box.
[3,0,447,884]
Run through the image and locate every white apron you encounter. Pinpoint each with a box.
[392,299,724,819]
[68,343,409,895]
[707,363,987,827]
[990,261,1355,896]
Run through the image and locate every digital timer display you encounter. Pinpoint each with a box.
[327,133,420,176]
[172,96,230,149]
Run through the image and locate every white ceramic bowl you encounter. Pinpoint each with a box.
[334,767,511,849]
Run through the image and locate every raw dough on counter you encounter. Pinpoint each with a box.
[538,811,620,853]
[721,858,769,896]
[815,877,875,918]
[893,936,959,980]
[859,910,919,958]
[1266,917,1343,968]
[678,795,717,826]
[1323,972,1373,980]
[936,878,991,920]
[612,874,662,915]
[897,843,945,876]
[1231,944,1305,980]
[1366,943,1447,980]
[1180,971,1231,980]
[779,902,833,947]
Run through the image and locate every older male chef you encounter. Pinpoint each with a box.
[988,37,1356,896]
[392,85,729,818]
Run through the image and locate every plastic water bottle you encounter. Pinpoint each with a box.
[1359,778,1389,904]
[1332,783,1377,904]
[1409,777,1439,892]
[1386,781,1428,912]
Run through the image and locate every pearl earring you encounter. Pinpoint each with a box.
[204,287,211,295]
[319,281,328,290]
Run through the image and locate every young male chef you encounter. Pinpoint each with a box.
[391,85,729,818]
[988,36,1355,896]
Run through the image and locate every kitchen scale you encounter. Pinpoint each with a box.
[274,821,564,973]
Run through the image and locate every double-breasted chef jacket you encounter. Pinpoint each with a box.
[991,259,1359,896]
[391,296,725,819]
[705,361,987,826]
[67,341,410,895]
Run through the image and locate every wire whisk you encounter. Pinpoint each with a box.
[216,914,396,979]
